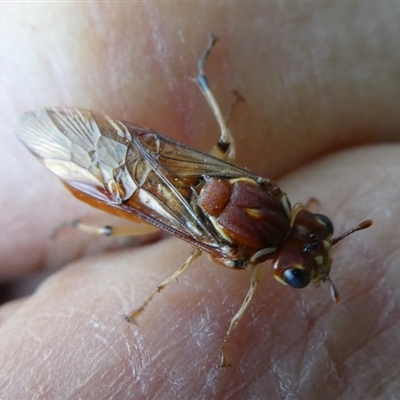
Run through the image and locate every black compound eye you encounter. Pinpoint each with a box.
[283,268,311,289]
[315,214,334,235]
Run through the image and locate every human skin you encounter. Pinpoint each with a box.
[1,3,400,399]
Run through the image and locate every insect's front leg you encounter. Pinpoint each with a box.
[125,247,202,324]
[195,33,236,162]
[289,198,320,226]
[219,265,263,368]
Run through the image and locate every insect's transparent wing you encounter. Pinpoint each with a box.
[16,108,255,254]
[16,107,137,202]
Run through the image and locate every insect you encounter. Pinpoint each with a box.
[16,34,373,367]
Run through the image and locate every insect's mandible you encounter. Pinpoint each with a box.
[16,34,373,367]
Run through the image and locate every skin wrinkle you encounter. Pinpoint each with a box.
[344,309,397,364]
[216,296,301,398]
[322,309,389,395]
[3,262,142,394]
[71,322,138,396]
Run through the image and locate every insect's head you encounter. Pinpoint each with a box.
[271,209,372,302]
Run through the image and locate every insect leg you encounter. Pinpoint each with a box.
[290,197,320,221]
[195,33,236,162]
[289,198,320,226]
[289,203,305,226]
[219,265,263,368]
[125,247,202,324]
[224,90,244,125]
[50,219,159,239]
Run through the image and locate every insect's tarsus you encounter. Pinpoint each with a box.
[197,33,218,80]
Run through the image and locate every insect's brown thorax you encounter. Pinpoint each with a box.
[197,177,292,269]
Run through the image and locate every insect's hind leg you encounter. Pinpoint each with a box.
[50,219,159,238]
[195,33,237,162]
[125,247,202,324]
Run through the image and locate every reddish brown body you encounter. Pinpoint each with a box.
[16,107,372,297]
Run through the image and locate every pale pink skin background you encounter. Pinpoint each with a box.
[1,3,400,399]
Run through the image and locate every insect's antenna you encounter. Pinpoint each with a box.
[330,219,373,246]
